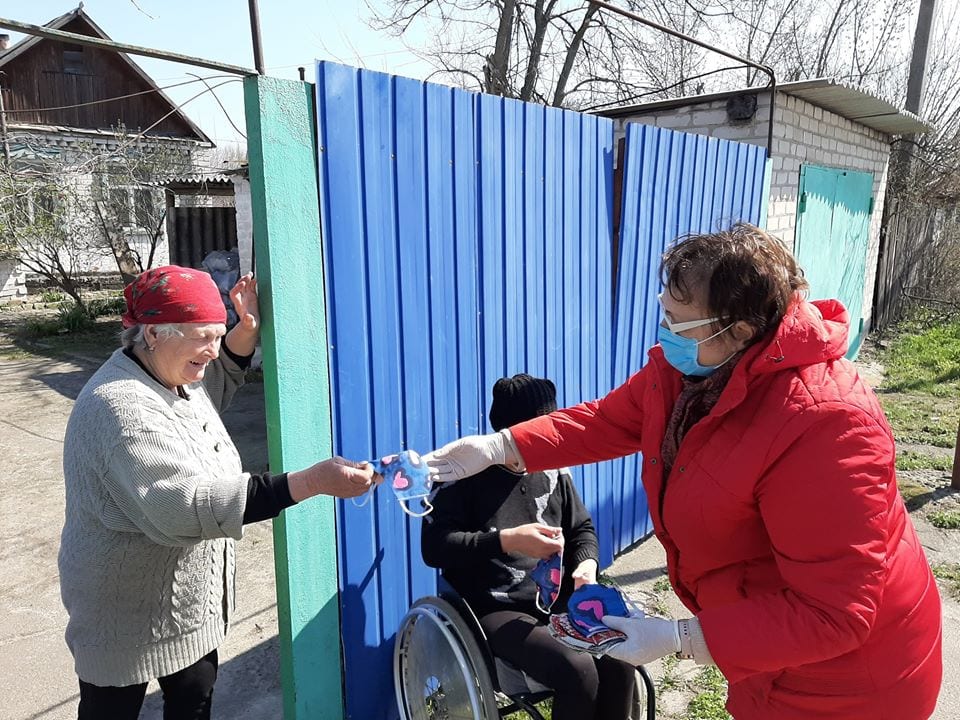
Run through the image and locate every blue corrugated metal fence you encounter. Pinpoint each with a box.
[317,61,615,719]
[316,61,768,717]
[610,124,767,553]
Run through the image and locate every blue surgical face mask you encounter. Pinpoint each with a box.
[657,292,736,377]
[354,450,434,517]
[657,322,735,377]
[531,550,563,614]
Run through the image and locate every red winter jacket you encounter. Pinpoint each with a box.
[511,299,942,719]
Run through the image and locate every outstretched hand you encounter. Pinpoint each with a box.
[424,430,524,482]
[288,456,381,502]
[423,433,506,482]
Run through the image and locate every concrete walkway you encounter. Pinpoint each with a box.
[1,349,956,718]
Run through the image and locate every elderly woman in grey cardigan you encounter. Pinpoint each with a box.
[60,265,376,720]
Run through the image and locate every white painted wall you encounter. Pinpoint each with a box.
[232,176,254,276]
[0,129,195,301]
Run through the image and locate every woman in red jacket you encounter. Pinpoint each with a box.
[425,224,942,720]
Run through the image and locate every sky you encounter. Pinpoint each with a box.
[3,1,955,153]
[3,0,435,149]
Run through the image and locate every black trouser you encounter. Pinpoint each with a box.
[480,610,637,720]
[77,649,218,720]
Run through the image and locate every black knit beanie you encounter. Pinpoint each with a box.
[489,373,558,431]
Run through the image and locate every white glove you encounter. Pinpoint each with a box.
[602,614,680,667]
[423,430,520,482]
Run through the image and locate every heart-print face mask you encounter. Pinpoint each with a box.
[364,449,434,517]
[566,584,630,636]
[531,550,563,614]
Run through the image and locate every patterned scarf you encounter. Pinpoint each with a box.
[661,355,741,478]
[122,265,226,329]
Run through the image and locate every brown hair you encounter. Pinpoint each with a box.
[660,223,808,342]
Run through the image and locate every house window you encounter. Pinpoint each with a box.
[33,189,57,223]
[108,188,131,226]
[63,45,85,75]
[133,188,156,228]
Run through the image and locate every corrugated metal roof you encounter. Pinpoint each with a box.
[161,174,233,185]
[779,79,930,134]
[599,78,931,135]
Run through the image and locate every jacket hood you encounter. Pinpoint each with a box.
[750,298,849,375]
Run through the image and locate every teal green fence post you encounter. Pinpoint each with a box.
[244,75,344,720]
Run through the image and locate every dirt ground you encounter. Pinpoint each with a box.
[0,303,956,719]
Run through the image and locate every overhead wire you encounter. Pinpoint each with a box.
[66,78,243,174]
[3,75,236,115]
[184,73,246,139]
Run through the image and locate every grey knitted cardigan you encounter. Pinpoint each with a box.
[59,348,250,686]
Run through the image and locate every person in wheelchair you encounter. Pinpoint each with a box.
[421,374,637,720]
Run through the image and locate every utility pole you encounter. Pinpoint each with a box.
[901,0,959,490]
[893,0,938,187]
[904,0,938,115]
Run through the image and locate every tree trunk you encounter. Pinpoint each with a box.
[485,0,517,96]
[520,0,553,101]
[552,5,598,107]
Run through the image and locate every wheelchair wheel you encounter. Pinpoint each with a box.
[394,596,501,720]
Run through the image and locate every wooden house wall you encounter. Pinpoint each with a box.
[0,17,196,137]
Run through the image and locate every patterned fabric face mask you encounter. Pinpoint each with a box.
[362,450,434,517]
[566,584,630,636]
[531,550,563,614]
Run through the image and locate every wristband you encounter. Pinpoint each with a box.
[676,619,695,660]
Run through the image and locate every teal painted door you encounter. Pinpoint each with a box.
[795,165,874,358]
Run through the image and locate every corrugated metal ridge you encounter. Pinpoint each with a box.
[781,79,930,134]
[597,78,931,135]
[160,174,233,185]
[5,122,205,144]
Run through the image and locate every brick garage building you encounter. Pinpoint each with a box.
[601,79,929,356]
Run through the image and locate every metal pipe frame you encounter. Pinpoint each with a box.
[247,0,266,75]
[588,0,777,157]
[0,17,256,76]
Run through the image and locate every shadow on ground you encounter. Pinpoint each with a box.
[140,635,282,720]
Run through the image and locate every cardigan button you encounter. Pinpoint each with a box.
[520,485,527,494]
[650,458,657,464]
[679,466,685,472]
[214,442,221,452]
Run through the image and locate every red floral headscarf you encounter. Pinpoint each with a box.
[122,265,227,329]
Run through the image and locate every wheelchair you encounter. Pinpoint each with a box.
[393,586,657,720]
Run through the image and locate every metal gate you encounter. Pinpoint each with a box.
[794,165,874,357]
[317,62,615,719]
[167,206,237,268]
[610,124,767,553]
